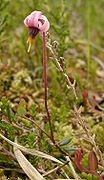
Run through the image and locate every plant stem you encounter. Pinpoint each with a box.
[42,32,55,143]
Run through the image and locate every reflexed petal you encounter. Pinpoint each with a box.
[31,11,42,28]
[38,15,50,32]
[24,15,31,27]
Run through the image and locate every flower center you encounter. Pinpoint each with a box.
[29,27,39,39]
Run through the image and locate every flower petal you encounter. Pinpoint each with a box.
[24,11,42,28]
[30,11,42,28]
[24,15,31,27]
[38,15,50,32]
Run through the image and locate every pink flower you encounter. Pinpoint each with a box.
[24,10,50,52]
[24,11,50,32]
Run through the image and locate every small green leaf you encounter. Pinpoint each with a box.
[81,172,88,179]
[0,97,15,121]
[87,173,93,180]
[17,99,27,116]
[59,137,72,146]
[64,145,75,152]
[30,104,36,117]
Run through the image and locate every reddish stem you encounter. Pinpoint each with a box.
[42,32,55,143]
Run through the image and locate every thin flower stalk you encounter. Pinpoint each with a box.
[24,10,54,143]
[42,32,54,143]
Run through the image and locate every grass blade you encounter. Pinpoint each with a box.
[0,133,62,164]
[14,146,44,180]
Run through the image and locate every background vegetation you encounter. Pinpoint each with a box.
[0,0,104,179]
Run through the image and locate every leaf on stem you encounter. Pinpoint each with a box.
[59,137,72,146]
[88,150,98,171]
[74,149,84,171]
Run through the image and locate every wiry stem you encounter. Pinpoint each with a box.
[46,39,78,99]
[42,32,55,143]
